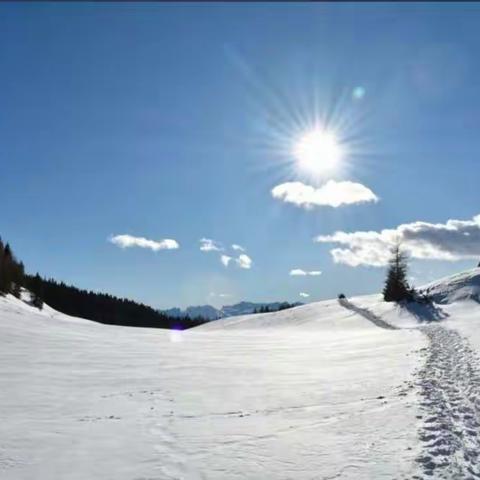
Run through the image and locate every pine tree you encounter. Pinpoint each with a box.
[11,261,25,298]
[383,242,414,302]
[0,238,5,294]
[0,243,13,294]
[12,282,21,299]
[30,273,44,309]
[0,241,25,296]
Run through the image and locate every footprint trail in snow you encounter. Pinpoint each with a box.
[415,325,480,479]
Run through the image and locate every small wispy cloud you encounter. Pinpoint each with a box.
[236,253,252,269]
[299,292,310,298]
[109,234,179,251]
[289,269,322,276]
[271,180,378,209]
[199,240,252,270]
[221,253,253,269]
[221,254,232,267]
[200,238,223,252]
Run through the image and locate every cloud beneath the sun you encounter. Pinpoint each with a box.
[316,214,480,267]
[271,180,378,209]
[289,269,322,276]
[109,234,179,251]
[299,292,310,298]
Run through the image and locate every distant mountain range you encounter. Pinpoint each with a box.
[161,301,303,321]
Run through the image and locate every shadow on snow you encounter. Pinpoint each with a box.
[402,302,449,323]
[338,297,450,329]
[337,298,398,330]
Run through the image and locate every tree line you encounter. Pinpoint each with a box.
[0,236,207,329]
[0,238,41,303]
[253,302,299,314]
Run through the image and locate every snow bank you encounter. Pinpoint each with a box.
[0,293,426,479]
[5,267,480,478]
[420,267,480,304]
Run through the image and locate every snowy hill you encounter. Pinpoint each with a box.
[0,290,428,479]
[419,267,480,304]
[3,270,480,478]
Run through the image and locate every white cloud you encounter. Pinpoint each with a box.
[220,254,232,267]
[299,292,310,298]
[221,253,253,269]
[289,269,322,276]
[201,239,252,270]
[236,254,252,269]
[200,238,223,252]
[316,214,480,267]
[109,234,179,251]
[271,180,378,209]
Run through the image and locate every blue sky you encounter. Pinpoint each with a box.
[1,3,480,309]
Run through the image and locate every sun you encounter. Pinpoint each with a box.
[293,129,343,175]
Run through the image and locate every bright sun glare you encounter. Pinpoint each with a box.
[293,129,343,175]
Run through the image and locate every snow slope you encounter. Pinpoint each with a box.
[5,269,480,479]
[420,267,480,304]
[0,293,426,479]
[194,283,480,479]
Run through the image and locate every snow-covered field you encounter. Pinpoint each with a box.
[2,269,480,479]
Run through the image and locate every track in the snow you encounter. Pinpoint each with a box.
[339,299,480,478]
[337,298,399,330]
[414,325,480,479]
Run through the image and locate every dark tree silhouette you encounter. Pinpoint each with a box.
[0,234,206,329]
[0,240,25,296]
[0,243,13,294]
[11,260,25,298]
[23,274,207,329]
[30,273,44,309]
[253,302,298,314]
[0,238,5,293]
[383,242,414,302]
